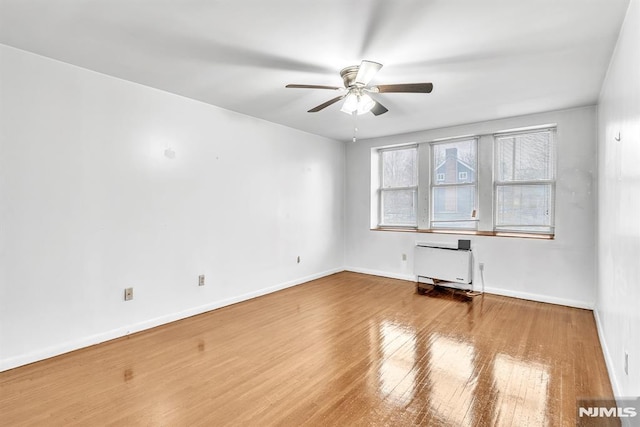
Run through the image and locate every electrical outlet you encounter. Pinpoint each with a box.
[297,256,301,264]
[479,263,485,271]
[124,287,133,301]
[625,351,629,375]
[198,274,205,287]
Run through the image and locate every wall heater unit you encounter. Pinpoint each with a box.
[414,242,473,290]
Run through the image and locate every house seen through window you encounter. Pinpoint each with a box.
[431,139,478,229]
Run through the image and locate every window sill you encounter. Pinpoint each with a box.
[372,227,554,240]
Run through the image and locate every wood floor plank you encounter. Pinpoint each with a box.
[0,272,616,426]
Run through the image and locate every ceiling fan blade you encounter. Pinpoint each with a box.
[375,83,433,93]
[355,60,383,85]
[286,84,342,90]
[370,101,389,116]
[308,95,346,113]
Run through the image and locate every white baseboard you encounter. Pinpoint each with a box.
[0,267,343,372]
[482,286,594,310]
[344,266,415,282]
[345,267,593,309]
[593,307,623,399]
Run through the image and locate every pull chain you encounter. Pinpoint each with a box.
[352,111,358,143]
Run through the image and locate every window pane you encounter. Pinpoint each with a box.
[432,186,477,224]
[496,184,552,227]
[432,139,476,185]
[381,189,416,226]
[382,148,417,188]
[496,131,552,182]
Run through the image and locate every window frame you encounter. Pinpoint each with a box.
[377,145,419,228]
[429,137,479,230]
[371,125,557,239]
[493,128,556,234]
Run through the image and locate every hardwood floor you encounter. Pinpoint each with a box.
[0,272,616,426]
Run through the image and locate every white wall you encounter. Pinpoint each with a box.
[596,0,640,399]
[346,107,597,309]
[0,45,345,371]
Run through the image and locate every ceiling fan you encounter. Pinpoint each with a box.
[286,60,433,116]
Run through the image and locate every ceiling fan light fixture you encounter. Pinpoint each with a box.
[357,93,375,115]
[340,92,375,115]
[340,92,359,114]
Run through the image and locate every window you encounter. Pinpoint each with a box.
[371,125,556,238]
[431,138,478,229]
[379,146,418,227]
[494,129,555,233]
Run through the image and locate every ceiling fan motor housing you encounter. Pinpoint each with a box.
[340,66,360,88]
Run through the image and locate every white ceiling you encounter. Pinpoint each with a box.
[0,0,630,141]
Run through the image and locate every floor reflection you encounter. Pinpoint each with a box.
[372,320,550,426]
[377,321,417,403]
[428,333,477,427]
[492,353,549,426]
